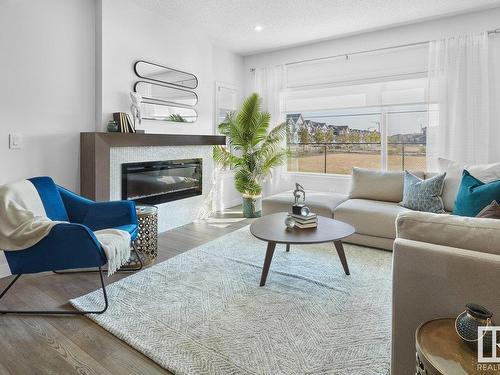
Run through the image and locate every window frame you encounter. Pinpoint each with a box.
[214,81,241,173]
[282,74,429,176]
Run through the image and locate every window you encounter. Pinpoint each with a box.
[215,82,240,130]
[284,77,428,175]
[215,82,240,169]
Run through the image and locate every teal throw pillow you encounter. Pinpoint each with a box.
[400,171,446,213]
[453,170,500,217]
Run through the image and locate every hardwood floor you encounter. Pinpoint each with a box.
[0,209,253,375]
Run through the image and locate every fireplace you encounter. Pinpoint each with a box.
[121,159,202,205]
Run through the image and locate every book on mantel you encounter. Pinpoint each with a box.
[113,112,136,133]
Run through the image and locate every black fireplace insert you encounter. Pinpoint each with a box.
[121,159,202,205]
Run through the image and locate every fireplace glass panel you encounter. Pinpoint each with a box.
[122,159,202,205]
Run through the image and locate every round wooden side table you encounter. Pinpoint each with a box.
[415,318,499,375]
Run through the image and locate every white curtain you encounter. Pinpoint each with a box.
[427,32,490,170]
[253,65,285,126]
[252,65,287,194]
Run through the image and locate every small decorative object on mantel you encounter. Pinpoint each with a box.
[455,303,494,352]
[130,92,142,127]
[106,119,119,133]
[285,183,318,229]
[112,112,136,133]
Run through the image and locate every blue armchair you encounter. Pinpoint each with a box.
[0,177,140,315]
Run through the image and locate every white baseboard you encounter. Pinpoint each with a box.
[220,198,242,211]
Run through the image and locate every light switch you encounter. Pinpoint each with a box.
[9,133,23,150]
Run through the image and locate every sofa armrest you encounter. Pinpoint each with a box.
[391,238,500,375]
[396,211,500,255]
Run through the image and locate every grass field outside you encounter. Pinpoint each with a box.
[287,143,426,174]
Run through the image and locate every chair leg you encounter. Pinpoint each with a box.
[0,267,108,315]
[0,274,21,300]
[53,241,143,274]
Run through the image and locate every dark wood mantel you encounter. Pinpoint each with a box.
[82,132,226,148]
[80,132,225,201]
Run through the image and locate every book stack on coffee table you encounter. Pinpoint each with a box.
[289,212,318,229]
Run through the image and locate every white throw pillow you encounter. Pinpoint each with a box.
[437,158,500,212]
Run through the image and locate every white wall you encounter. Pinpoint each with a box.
[244,8,500,77]
[0,0,96,276]
[244,7,500,194]
[0,0,96,190]
[213,45,245,91]
[97,0,244,135]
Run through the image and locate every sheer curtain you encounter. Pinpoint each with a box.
[427,32,490,170]
[252,65,287,194]
[253,65,285,125]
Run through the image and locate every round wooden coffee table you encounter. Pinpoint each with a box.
[250,212,355,286]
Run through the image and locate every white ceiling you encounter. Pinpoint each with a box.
[132,0,500,55]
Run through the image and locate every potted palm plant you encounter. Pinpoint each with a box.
[213,93,288,218]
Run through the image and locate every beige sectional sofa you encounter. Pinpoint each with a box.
[263,164,500,374]
[262,190,348,219]
[392,211,500,374]
[333,199,411,250]
[263,168,437,250]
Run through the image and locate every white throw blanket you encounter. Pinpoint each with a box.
[0,180,59,250]
[0,179,130,275]
[94,229,131,276]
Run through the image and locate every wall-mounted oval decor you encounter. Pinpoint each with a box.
[134,81,198,107]
[134,60,198,89]
[141,101,198,123]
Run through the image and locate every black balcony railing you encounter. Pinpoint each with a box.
[287,142,426,174]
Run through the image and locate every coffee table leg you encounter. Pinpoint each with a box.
[260,241,277,286]
[286,244,290,252]
[333,240,350,275]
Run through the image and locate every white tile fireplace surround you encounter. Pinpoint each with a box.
[110,146,213,232]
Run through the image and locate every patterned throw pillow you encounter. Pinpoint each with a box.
[400,171,446,213]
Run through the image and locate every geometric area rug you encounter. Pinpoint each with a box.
[71,226,392,375]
